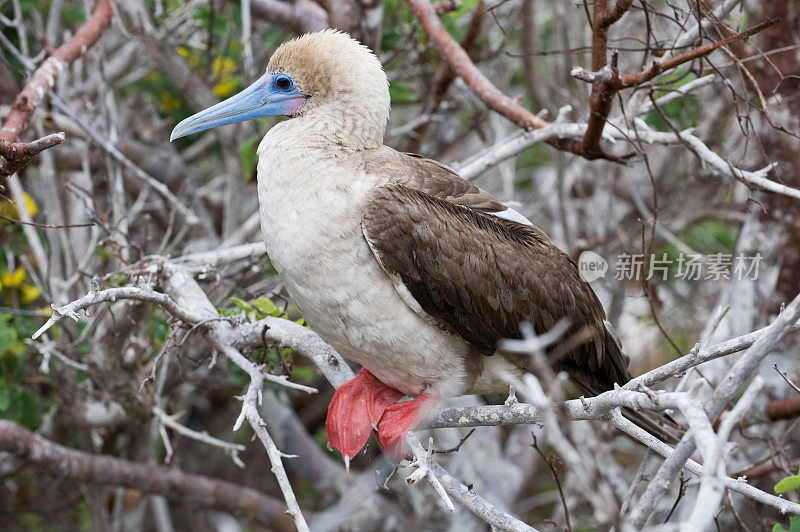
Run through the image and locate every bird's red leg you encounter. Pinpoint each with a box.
[377,392,438,461]
[326,367,403,469]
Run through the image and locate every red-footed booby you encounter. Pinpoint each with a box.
[171,30,650,464]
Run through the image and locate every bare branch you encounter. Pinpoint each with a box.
[153,406,247,467]
[0,420,294,528]
[405,435,455,513]
[238,0,328,34]
[0,131,64,180]
[0,0,112,187]
[630,292,800,527]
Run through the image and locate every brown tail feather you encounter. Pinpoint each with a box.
[564,349,684,444]
[621,408,683,444]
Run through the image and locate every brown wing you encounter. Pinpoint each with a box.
[362,149,508,213]
[361,183,632,394]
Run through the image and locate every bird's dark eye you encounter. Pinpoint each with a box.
[275,76,292,91]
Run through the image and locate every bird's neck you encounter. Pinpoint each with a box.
[283,103,386,150]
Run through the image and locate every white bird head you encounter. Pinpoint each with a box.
[170,30,390,149]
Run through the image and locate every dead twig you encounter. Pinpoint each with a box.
[571,5,778,159]
[775,364,800,394]
[0,132,65,181]
[531,434,572,532]
[0,0,113,188]
[405,0,609,160]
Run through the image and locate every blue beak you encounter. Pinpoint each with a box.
[170,73,307,141]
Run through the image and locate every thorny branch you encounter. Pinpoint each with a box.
[572,12,779,159]
[0,0,113,188]
[630,292,800,526]
[152,405,246,467]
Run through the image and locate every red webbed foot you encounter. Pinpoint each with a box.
[377,392,438,461]
[326,367,403,469]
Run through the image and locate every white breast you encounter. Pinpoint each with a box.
[255,127,472,398]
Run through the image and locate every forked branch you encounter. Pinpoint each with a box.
[0,0,113,188]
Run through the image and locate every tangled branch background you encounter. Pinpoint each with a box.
[1,0,800,530]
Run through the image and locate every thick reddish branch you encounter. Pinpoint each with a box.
[0,0,112,142]
[599,0,633,30]
[405,0,631,161]
[579,0,633,159]
[405,0,549,131]
[434,0,462,15]
[740,456,800,480]
[766,395,800,420]
[0,420,294,529]
[577,9,778,158]
[0,0,112,187]
[403,0,485,152]
[618,18,779,88]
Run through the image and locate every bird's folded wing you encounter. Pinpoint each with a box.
[362,150,508,214]
[361,183,631,392]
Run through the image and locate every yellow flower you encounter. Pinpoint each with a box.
[211,56,236,78]
[1,267,26,288]
[213,78,240,98]
[23,193,38,217]
[160,92,184,113]
[20,284,41,304]
[0,193,38,219]
[175,46,200,68]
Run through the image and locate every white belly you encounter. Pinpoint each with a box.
[256,140,472,397]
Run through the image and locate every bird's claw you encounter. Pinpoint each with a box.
[326,367,403,464]
[326,368,437,466]
[377,392,437,461]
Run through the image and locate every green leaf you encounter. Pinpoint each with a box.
[292,365,315,383]
[775,467,800,494]
[230,297,259,322]
[263,258,279,276]
[252,297,283,317]
[0,351,20,375]
[230,297,254,313]
[773,515,800,532]
[3,388,22,421]
[238,135,261,182]
[264,347,279,364]
[0,385,9,410]
[148,316,170,345]
[0,327,17,357]
[19,391,41,429]
[389,83,418,104]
